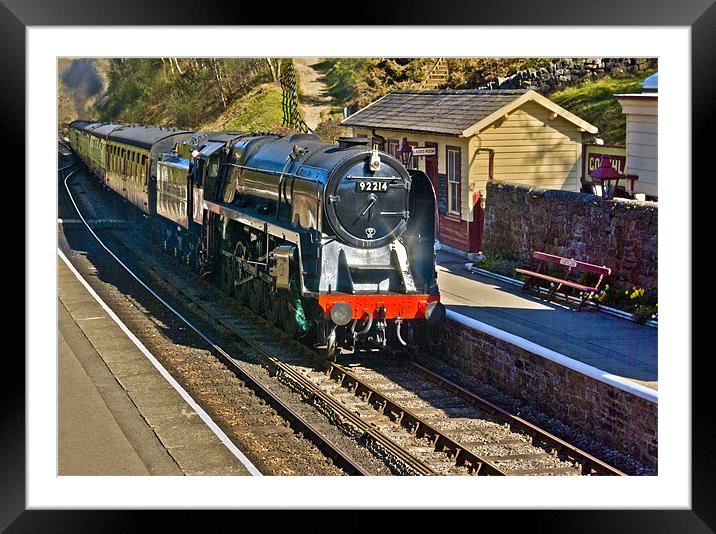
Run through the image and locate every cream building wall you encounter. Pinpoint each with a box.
[616,95,658,197]
[469,101,583,195]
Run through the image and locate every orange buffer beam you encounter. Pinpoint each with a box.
[318,294,440,320]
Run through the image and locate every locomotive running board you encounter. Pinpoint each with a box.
[203,198,310,295]
[203,199,305,246]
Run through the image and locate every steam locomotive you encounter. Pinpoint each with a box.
[67,121,445,359]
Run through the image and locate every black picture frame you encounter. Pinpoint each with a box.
[6,0,710,529]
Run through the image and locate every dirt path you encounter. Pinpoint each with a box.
[294,58,333,130]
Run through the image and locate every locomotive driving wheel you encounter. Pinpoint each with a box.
[232,242,250,304]
[219,251,233,295]
[248,278,264,313]
[263,285,280,325]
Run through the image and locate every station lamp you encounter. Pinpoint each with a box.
[396,137,413,168]
[590,153,623,199]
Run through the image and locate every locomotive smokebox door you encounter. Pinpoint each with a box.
[324,151,412,249]
[269,245,296,291]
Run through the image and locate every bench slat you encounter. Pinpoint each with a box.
[531,251,611,276]
[514,269,596,292]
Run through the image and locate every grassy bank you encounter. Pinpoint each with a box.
[200,83,284,132]
[550,70,656,144]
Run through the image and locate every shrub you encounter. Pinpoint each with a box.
[476,251,521,278]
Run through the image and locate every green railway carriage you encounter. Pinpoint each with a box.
[68,121,193,214]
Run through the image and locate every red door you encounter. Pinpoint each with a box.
[469,192,483,252]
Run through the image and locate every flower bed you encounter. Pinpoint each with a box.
[474,251,658,324]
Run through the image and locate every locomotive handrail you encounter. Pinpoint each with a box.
[275,155,294,219]
[345,174,402,181]
[223,162,323,185]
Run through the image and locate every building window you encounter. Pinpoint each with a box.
[387,139,398,158]
[447,147,461,216]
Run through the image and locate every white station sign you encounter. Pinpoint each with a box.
[410,147,436,157]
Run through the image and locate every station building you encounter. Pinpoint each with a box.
[342,89,598,257]
[615,72,658,199]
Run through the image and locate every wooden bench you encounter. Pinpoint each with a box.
[515,252,611,311]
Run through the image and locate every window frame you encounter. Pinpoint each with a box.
[446,145,462,218]
[387,139,399,158]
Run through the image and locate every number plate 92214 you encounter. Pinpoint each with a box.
[356,181,388,192]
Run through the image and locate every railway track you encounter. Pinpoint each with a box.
[60,148,625,476]
[59,154,372,476]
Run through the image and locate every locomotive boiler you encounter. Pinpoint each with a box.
[68,121,445,359]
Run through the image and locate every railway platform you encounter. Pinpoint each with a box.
[58,255,256,476]
[436,250,658,390]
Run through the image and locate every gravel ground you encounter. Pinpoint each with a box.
[332,360,583,475]
[60,163,380,476]
[413,355,655,476]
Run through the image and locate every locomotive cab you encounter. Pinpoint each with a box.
[194,140,226,201]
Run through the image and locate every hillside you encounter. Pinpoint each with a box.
[316,58,436,110]
[199,83,284,132]
[58,57,655,146]
[550,70,656,144]
[58,58,280,131]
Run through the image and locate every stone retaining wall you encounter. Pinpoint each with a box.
[429,316,657,470]
[478,57,657,93]
[483,181,658,291]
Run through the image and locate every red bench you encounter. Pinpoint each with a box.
[515,251,611,311]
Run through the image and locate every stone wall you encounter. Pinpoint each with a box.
[483,181,658,291]
[431,316,658,470]
[478,58,657,94]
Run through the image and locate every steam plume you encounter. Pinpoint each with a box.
[60,59,103,113]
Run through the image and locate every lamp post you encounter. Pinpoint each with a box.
[396,137,413,169]
[590,153,624,199]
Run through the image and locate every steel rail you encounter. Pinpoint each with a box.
[327,362,508,476]
[60,162,370,477]
[111,231,439,476]
[408,361,626,476]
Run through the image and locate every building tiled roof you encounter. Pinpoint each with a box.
[342,89,529,135]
